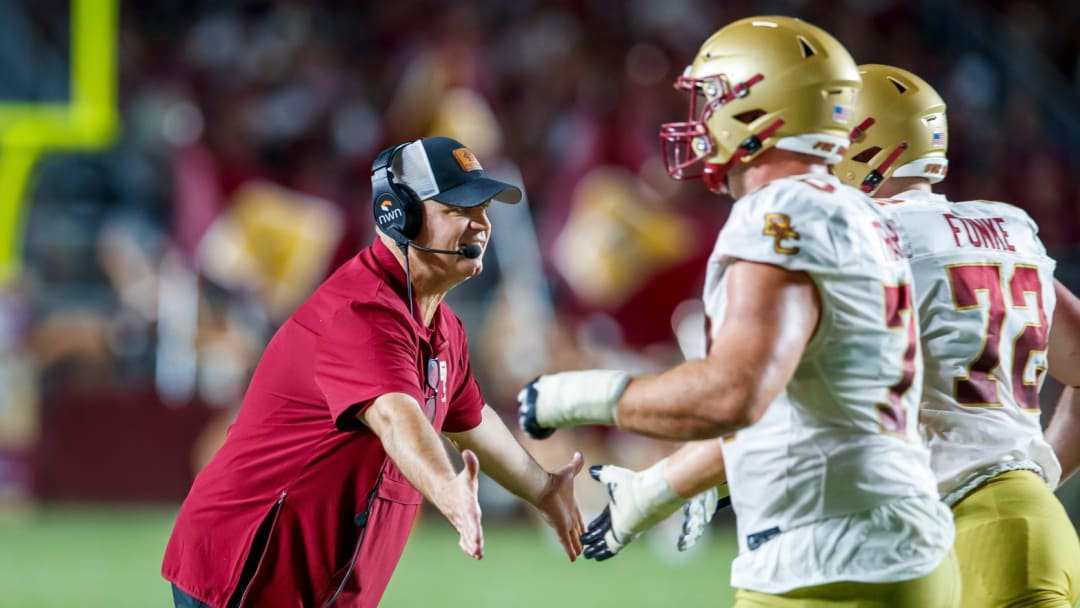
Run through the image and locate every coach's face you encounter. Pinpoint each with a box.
[415,199,491,279]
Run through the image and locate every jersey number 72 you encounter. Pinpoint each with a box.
[947,263,1048,411]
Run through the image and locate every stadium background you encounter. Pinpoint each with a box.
[1,0,1079,605]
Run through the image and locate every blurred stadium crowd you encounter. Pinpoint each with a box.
[1,0,1079,524]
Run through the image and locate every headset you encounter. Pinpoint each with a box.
[370,142,482,259]
[370,142,482,316]
[371,143,423,244]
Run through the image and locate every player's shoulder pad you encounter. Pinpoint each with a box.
[951,198,1043,238]
[873,195,931,211]
[714,176,845,274]
[957,198,1036,220]
[870,193,944,237]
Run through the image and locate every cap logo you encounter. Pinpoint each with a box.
[452,148,482,172]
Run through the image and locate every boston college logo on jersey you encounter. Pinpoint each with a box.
[762,213,800,254]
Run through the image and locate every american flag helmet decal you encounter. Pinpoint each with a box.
[831,104,851,124]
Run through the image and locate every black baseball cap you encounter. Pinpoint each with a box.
[389,136,522,207]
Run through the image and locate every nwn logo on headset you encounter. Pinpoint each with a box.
[376,198,404,225]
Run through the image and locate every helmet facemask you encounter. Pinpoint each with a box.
[660,72,784,193]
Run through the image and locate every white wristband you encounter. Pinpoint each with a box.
[533,369,630,429]
[621,458,685,537]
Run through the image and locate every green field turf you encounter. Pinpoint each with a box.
[0,504,738,607]
[385,515,739,607]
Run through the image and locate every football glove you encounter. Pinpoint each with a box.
[676,483,731,552]
[517,370,630,440]
[580,460,685,562]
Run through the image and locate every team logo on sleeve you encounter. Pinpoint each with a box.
[762,213,800,254]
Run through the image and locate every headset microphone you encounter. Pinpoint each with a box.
[459,243,483,259]
[399,240,483,259]
[388,227,485,316]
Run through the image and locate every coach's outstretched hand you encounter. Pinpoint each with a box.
[580,461,685,562]
[534,451,587,561]
[436,449,484,560]
[517,370,631,440]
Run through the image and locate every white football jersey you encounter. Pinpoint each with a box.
[879,189,1059,505]
[707,174,953,593]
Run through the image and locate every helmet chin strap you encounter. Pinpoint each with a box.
[861,141,910,193]
[703,118,785,194]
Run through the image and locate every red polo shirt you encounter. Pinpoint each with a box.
[163,239,485,607]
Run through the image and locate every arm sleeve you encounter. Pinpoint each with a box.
[441,321,485,433]
[314,301,424,429]
[713,181,839,275]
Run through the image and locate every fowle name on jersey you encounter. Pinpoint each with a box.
[942,213,1016,252]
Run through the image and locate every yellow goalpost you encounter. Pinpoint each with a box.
[0,0,118,287]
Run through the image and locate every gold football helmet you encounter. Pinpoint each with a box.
[660,16,861,193]
[834,64,948,194]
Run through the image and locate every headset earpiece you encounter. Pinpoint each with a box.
[371,143,423,243]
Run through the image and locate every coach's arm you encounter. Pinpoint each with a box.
[359,393,483,558]
[1046,280,1080,484]
[444,405,584,561]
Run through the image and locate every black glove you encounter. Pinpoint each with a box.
[517,377,555,439]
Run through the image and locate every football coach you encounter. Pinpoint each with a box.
[164,136,585,608]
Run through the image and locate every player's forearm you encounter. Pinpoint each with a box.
[360,394,458,505]
[664,439,728,498]
[1046,386,1080,485]
[445,405,548,504]
[615,360,758,440]
[617,263,814,441]
[519,265,814,442]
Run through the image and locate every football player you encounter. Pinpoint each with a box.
[831,63,1080,608]
[518,17,960,607]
